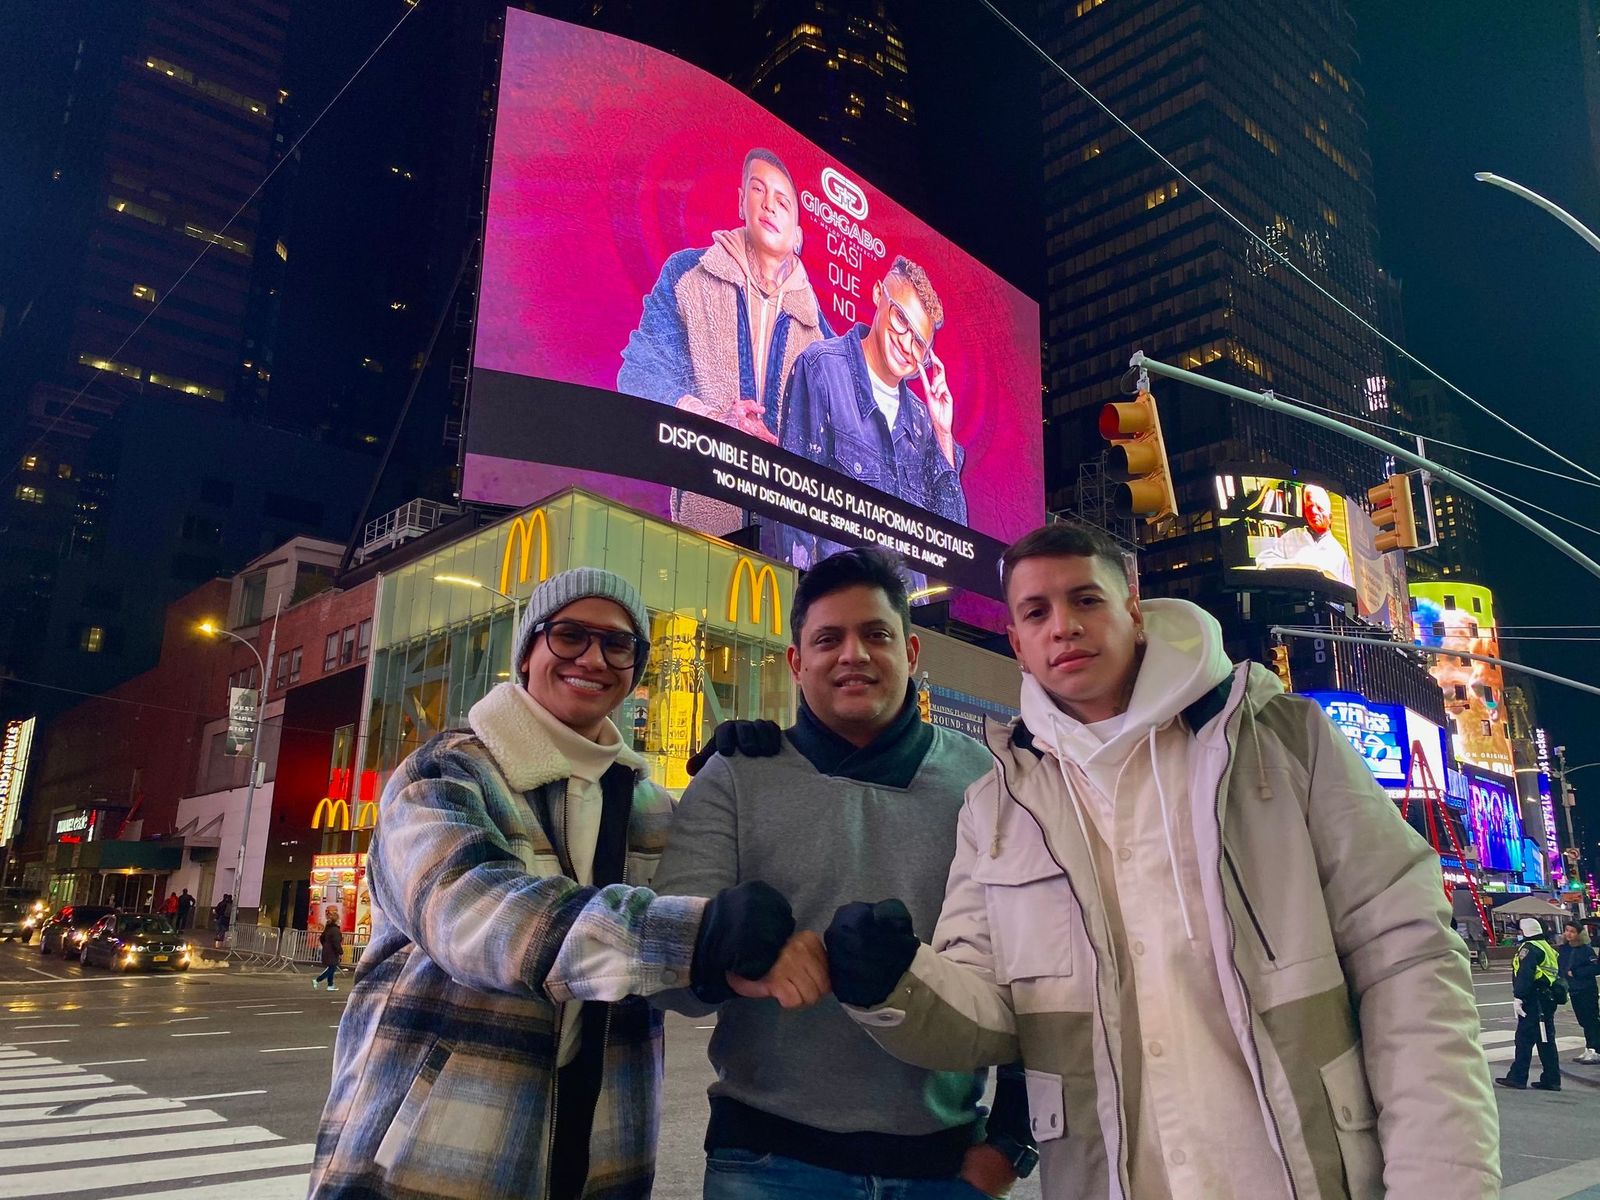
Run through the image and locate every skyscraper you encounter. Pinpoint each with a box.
[1040,0,1436,710]
[0,2,371,713]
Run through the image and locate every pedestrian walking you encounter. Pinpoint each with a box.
[1499,916,1563,1091]
[1559,920,1600,1064]
[827,523,1499,1198]
[313,914,344,991]
[213,893,232,933]
[309,567,794,1200]
[175,888,195,931]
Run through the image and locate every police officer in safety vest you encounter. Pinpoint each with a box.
[1498,916,1563,1091]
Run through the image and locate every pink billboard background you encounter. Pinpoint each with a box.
[468,12,1042,617]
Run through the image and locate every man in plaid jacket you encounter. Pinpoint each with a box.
[310,568,794,1200]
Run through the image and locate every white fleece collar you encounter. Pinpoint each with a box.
[467,682,645,793]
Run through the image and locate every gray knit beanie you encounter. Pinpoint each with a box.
[512,567,651,687]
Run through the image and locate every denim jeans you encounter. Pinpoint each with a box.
[314,964,337,986]
[703,1149,988,1200]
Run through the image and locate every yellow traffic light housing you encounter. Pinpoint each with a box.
[1099,391,1178,523]
[1268,643,1292,689]
[917,687,932,723]
[1367,473,1419,552]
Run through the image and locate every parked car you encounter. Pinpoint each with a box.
[80,914,191,972]
[0,891,46,943]
[38,905,117,959]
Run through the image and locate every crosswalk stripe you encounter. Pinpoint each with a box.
[1480,1030,1516,1047]
[1485,1036,1585,1064]
[0,1073,113,1094]
[2,1097,184,1122]
[118,1173,311,1200]
[0,1142,315,1197]
[0,1064,72,1077]
[0,1124,281,1170]
[0,1085,143,1109]
[0,1108,226,1144]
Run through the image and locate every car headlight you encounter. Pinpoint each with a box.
[70,931,88,943]
[176,944,190,954]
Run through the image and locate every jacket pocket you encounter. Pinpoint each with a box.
[830,429,892,488]
[972,857,1075,985]
[1024,1069,1067,1144]
[1318,1042,1383,1200]
[374,1039,452,1172]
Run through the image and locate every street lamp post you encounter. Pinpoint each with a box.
[199,598,280,928]
[1555,747,1595,918]
[434,574,522,630]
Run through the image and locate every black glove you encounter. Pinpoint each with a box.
[686,719,783,777]
[691,880,795,1002]
[825,899,920,1007]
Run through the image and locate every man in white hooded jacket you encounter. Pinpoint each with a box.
[823,523,1498,1199]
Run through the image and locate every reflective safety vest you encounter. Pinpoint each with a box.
[1524,938,1558,986]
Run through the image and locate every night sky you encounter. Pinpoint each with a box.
[905,1,1600,851]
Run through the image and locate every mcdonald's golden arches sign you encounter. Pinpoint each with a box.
[727,558,782,636]
[499,508,552,596]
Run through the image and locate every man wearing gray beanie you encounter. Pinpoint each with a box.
[313,566,796,1200]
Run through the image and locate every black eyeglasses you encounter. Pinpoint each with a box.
[534,620,647,670]
[884,293,935,369]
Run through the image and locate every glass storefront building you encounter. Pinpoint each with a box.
[360,488,797,798]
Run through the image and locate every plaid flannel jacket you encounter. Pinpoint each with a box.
[309,683,706,1200]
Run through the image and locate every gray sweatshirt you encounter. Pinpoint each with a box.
[652,727,994,1139]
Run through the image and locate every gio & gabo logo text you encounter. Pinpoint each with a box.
[820,167,869,220]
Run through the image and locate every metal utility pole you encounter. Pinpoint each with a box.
[1555,747,1593,918]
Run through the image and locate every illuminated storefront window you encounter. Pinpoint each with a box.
[364,489,797,796]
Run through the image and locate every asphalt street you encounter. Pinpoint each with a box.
[2,940,1599,1198]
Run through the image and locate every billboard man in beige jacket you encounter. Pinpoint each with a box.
[823,522,1498,1199]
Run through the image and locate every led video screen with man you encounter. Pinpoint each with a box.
[463,11,1042,607]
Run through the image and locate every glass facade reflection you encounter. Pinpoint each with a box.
[363,488,796,796]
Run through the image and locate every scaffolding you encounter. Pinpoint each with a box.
[1397,742,1491,940]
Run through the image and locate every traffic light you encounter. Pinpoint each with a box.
[1367,473,1420,552]
[1099,391,1177,523]
[1268,643,1292,689]
[917,686,931,723]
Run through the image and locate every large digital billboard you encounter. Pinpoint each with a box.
[464,12,1042,615]
[1214,474,1406,628]
[1306,691,1409,787]
[1464,765,1524,875]
[1409,582,1514,774]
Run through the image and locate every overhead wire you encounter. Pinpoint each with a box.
[2,0,426,491]
[976,0,1600,486]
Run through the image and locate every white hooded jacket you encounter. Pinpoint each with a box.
[848,598,1499,1200]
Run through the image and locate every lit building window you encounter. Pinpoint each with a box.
[14,485,44,504]
[108,196,165,226]
[132,283,158,303]
[361,357,384,374]
[148,373,225,401]
[183,224,250,256]
[275,240,288,262]
[1321,206,1338,227]
[57,463,72,480]
[81,626,104,653]
[1075,0,1106,14]
[146,56,270,120]
[1144,180,1180,209]
[1082,143,1102,161]
[20,456,39,472]
[76,353,143,380]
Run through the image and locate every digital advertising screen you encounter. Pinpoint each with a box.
[1214,474,1407,628]
[1409,582,1514,774]
[464,11,1043,617]
[1306,691,1409,787]
[1465,765,1524,875]
[1400,707,1450,800]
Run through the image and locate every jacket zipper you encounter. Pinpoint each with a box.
[1212,711,1299,1200]
[1222,847,1277,962]
[543,785,575,1194]
[992,747,1129,1200]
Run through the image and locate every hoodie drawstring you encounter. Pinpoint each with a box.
[1150,725,1197,943]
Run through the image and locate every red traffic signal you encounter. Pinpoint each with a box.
[1099,391,1177,522]
[1366,473,1419,552]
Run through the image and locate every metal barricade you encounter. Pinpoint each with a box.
[228,924,283,956]
[277,927,315,963]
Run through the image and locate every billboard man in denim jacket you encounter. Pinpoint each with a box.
[775,257,967,581]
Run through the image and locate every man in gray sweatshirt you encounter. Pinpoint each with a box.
[653,547,1035,1199]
